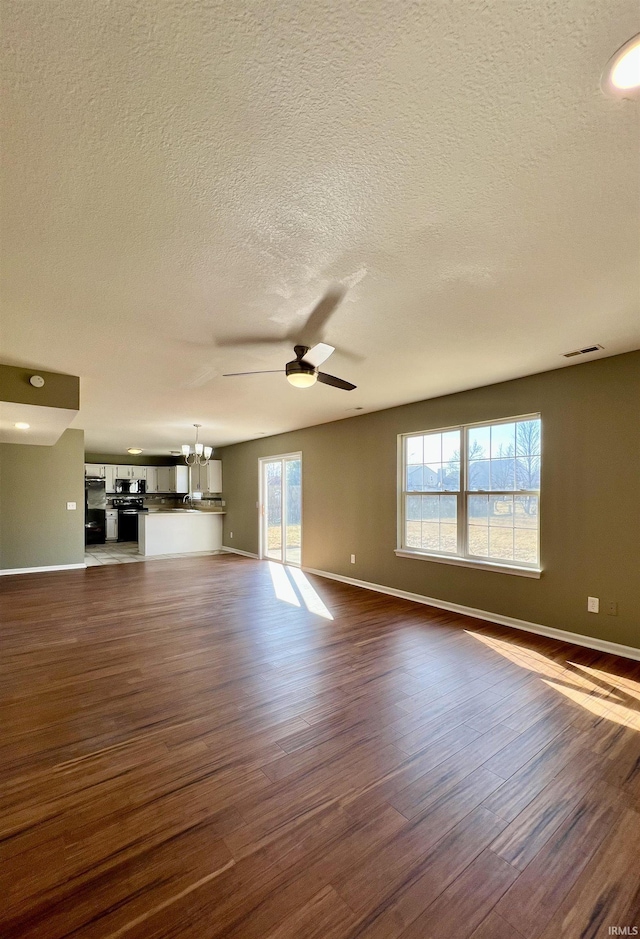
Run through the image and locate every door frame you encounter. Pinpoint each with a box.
[258,452,303,565]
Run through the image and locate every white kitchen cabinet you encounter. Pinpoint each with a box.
[156,466,189,494]
[106,511,118,541]
[190,460,222,493]
[146,466,158,493]
[206,460,222,493]
[85,464,105,477]
[116,465,147,480]
[105,465,117,493]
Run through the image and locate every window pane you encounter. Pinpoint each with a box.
[405,495,421,547]
[407,464,424,491]
[514,494,539,526]
[421,495,439,520]
[516,456,540,489]
[423,433,442,465]
[490,458,515,490]
[515,528,537,563]
[516,419,541,456]
[442,461,460,490]
[490,525,514,560]
[467,493,539,565]
[406,495,422,521]
[468,459,490,490]
[423,463,441,491]
[468,425,490,461]
[407,436,423,464]
[468,525,489,556]
[442,431,460,462]
[440,494,457,521]
[491,422,515,458]
[468,494,488,523]
[404,494,457,554]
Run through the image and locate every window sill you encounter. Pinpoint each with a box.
[394,549,542,578]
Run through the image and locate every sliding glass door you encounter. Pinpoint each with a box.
[260,454,302,565]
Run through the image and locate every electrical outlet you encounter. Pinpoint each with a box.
[66,501,76,511]
[605,600,618,616]
[587,596,599,613]
[350,554,356,564]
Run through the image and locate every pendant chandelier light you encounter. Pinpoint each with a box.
[182,424,213,466]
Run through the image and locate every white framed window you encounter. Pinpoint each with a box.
[397,415,541,575]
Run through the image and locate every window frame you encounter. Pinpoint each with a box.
[396,413,542,577]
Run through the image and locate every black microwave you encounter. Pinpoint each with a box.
[115,478,146,494]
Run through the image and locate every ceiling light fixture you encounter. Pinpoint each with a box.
[182,424,213,466]
[601,32,640,97]
[127,448,143,455]
[285,361,317,388]
[14,422,30,430]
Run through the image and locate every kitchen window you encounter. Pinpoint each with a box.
[396,415,541,576]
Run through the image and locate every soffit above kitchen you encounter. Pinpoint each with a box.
[1,0,638,453]
[0,365,80,446]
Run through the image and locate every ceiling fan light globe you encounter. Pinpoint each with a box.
[287,371,317,388]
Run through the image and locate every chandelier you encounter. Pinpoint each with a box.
[181,424,213,466]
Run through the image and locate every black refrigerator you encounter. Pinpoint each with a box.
[85,478,106,545]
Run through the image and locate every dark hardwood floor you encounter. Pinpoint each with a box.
[1,554,639,938]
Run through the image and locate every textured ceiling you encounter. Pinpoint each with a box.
[1,0,639,453]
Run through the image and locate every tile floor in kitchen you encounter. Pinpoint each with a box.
[84,542,224,566]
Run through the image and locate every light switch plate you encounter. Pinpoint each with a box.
[66,501,76,511]
[587,596,599,613]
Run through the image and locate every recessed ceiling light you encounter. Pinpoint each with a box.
[602,32,640,97]
[127,447,143,454]
[14,422,30,430]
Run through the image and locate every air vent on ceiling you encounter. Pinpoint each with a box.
[563,344,604,358]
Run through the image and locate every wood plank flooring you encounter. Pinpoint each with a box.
[1,554,639,938]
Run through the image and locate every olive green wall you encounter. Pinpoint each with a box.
[84,452,180,466]
[0,429,85,571]
[0,364,79,409]
[219,351,640,650]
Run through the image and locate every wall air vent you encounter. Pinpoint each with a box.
[563,344,604,358]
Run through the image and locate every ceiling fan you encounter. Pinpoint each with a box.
[220,286,357,390]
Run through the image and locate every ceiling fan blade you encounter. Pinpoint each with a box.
[222,370,285,377]
[216,336,288,348]
[292,285,346,343]
[317,371,356,391]
[302,342,335,367]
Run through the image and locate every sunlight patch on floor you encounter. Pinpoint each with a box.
[543,679,640,730]
[466,630,640,731]
[268,561,300,607]
[288,566,334,620]
[267,562,334,620]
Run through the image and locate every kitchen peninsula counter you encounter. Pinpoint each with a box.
[138,510,225,556]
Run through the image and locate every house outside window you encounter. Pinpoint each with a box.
[398,415,541,575]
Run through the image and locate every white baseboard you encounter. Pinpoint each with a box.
[0,562,87,576]
[222,546,260,559]
[303,566,640,663]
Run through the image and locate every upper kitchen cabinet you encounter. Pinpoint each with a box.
[156,465,189,494]
[146,466,158,493]
[105,465,117,493]
[116,465,147,480]
[190,460,222,494]
[207,460,222,493]
[85,463,105,477]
